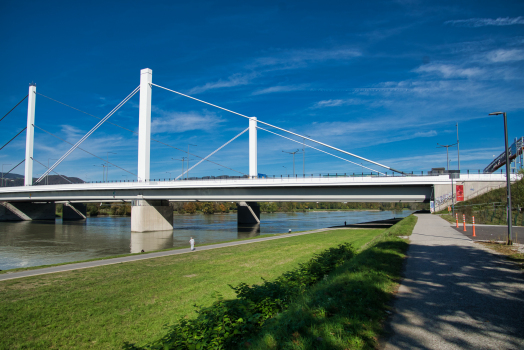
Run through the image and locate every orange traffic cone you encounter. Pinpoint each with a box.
[456,213,459,228]
[472,216,476,237]
[463,214,467,232]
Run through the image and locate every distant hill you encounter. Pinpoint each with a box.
[0,173,85,187]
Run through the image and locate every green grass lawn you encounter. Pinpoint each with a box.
[0,228,383,350]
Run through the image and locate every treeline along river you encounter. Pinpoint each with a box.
[0,210,412,271]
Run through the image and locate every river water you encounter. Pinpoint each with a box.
[0,210,412,270]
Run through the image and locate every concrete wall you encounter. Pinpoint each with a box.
[433,180,506,212]
[0,201,55,221]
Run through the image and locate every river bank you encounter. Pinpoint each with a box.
[0,210,413,271]
[1,224,401,349]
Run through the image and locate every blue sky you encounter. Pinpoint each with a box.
[1,0,523,182]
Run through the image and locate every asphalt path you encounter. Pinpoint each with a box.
[0,227,336,282]
[450,222,524,243]
[383,213,524,350]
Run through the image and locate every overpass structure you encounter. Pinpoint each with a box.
[0,173,514,231]
[0,68,517,231]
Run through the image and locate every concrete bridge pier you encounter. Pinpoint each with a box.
[0,201,55,221]
[237,202,260,224]
[131,200,173,232]
[63,203,87,220]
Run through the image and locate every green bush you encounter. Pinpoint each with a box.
[122,243,355,350]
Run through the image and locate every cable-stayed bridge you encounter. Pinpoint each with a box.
[0,69,515,231]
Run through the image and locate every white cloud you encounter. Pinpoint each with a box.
[312,98,365,108]
[252,48,361,70]
[252,85,307,95]
[445,16,524,27]
[414,63,484,78]
[486,49,524,63]
[188,73,255,94]
[151,111,224,134]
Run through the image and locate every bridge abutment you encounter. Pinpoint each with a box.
[131,200,173,232]
[63,203,87,220]
[237,201,260,224]
[0,201,55,221]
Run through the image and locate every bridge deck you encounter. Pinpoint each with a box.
[0,174,512,203]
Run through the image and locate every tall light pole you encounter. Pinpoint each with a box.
[489,111,513,245]
[173,157,188,180]
[94,164,106,182]
[283,149,300,176]
[302,135,310,175]
[456,123,460,172]
[2,164,11,187]
[437,143,457,170]
[187,144,197,180]
[106,152,116,181]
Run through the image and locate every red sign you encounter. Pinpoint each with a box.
[456,185,464,202]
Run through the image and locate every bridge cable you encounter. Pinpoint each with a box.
[0,127,27,152]
[31,157,73,184]
[257,126,385,175]
[176,128,249,180]
[0,95,28,123]
[150,83,405,175]
[36,92,246,175]
[36,86,140,183]
[33,124,137,177]
[2,159,25,178]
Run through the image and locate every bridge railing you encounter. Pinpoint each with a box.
[0,168,514,187]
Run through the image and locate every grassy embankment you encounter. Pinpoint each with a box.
[1,227,386,349]
[238,215,416,350]
[437,175,524,225]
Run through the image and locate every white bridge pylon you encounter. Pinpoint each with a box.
[25,68,403,186]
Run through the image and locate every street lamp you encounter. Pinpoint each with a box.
[2,164,11,187]
[106,152,116,181]
[282,149,300,176]
[489,111,513,245]
[187,144,197,180]
[173,157,188,180]
[437,143,457,171]
[94,164,107,182]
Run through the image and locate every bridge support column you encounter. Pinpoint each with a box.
[131,200,173,232]
[63,202,87,220]
[237,201,260,224]
[25,84,36,186]
[0,201,55,221]
[249,117,257,178]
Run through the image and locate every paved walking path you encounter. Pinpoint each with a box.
[0,227,337,282]
[384,213,524,350]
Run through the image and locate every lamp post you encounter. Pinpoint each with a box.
[187,144,197,180]
[282,149,300,176]
[437,143,457,170]
[489,111,513,245]
[2,164,11,187]
[173,157,188,180]
[106,152,116,182]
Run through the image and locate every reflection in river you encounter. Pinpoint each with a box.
[0,210,412,270]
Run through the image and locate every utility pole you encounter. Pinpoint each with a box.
[282,149,300,176]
